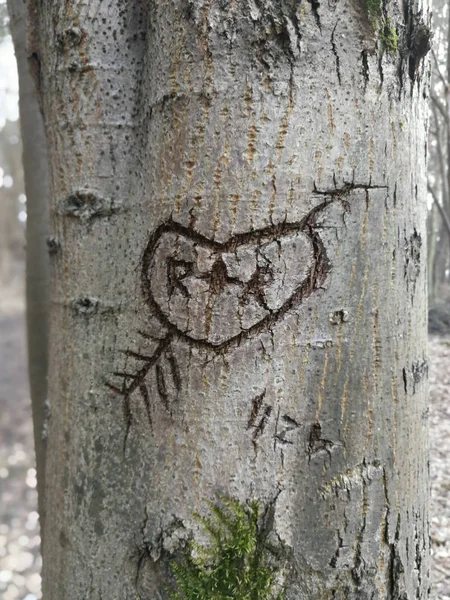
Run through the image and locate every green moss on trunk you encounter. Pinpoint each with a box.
[168,497,284,600]
[363,0,382,25]
[362,0,398,53]
[381,19,398,53]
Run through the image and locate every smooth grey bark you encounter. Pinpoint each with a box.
[31,0,431,598]
[7,0,49,529]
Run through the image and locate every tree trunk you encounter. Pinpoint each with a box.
[7,0,50,529]
[0,187,17,283]
[31,0,431,597]
[0,120,25,284]
[427,200,437,301]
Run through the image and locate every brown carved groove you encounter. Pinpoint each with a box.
[107,189,368,442]
[141,199,333,352]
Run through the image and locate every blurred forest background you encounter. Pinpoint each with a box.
[0,0,449,598]
[428,0,450,328]
[0,1,24,293]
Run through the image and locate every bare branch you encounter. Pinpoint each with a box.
[431,47,448,90]
[431,93,449,125]
[428,185,450,241]
[431,104,449,210]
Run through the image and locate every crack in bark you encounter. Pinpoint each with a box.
[329,529,344,568]
[331,23,341,85]
[388,514,408,599]
[361,49,370,89]
[402,358,428,395]
[135,505,150,598]
[251,0,303,63]
[396,5,431,95]
[378,53,384,88]
[351,471,368,588]
[407,14,432,83]
[415,520,422,593]
[307,0,322,32]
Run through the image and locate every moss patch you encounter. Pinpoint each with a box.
[363,0,382,25]
[168,496,284,600]
[362,0,398,54]
[381,19,398,53]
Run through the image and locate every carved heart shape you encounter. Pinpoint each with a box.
[142,220,327,349]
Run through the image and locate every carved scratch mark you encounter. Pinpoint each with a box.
[307,421,334,463]
[274,413,301,448]
[246,390,273,450]
[253,405,273,442]
[168,353,182,392]
[156,364,170,412]
[139,382,152,428]
[141,195,339,351]
[247,391,266,429]
[106,335,174,450]
[109,185,376,441]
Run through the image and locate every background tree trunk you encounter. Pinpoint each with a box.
[0,185,20,282]
[427,200,438,300]
[31,0,431,597]
[428,0,450,295]
[0,118,25,285]
[7,0,50,529]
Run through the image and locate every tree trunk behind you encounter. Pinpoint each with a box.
[0,121,25,284]
[427,201,437,301]
[0,188,18,282]
[31,0,431,597]
[8,0,50,528]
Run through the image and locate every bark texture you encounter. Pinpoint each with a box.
[31,0,431,597]
[8,0,50,528]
